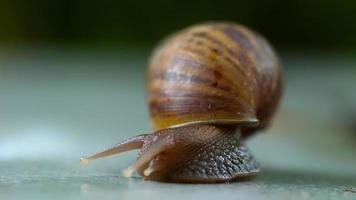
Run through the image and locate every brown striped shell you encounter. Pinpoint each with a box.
[147,22,282,136]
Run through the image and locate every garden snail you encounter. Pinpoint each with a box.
[81,22,283,183]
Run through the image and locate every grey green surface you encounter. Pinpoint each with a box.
[0,47,355,199]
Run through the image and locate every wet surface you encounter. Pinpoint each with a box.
[0,47,355,199]
[0,160,355,200]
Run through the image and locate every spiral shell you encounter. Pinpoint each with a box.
[147,22,282,133]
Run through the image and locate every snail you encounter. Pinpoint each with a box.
[80,22,283,183]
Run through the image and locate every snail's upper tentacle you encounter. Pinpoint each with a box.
[80,134,148,165]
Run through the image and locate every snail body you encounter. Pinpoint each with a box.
[81,22,283,183]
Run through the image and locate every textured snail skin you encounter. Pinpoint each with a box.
[81,22,283,183]
[135,124,260,183]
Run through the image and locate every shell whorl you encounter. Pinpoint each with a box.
[147,22,282,134]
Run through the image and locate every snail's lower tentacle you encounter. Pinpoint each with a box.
[80,134,148,165]
[122,139,174,178]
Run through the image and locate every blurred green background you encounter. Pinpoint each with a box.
[0,1,356,200]
[1,0,356,50]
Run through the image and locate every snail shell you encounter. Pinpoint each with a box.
[148,22,282,134]
[81,22,283,183]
